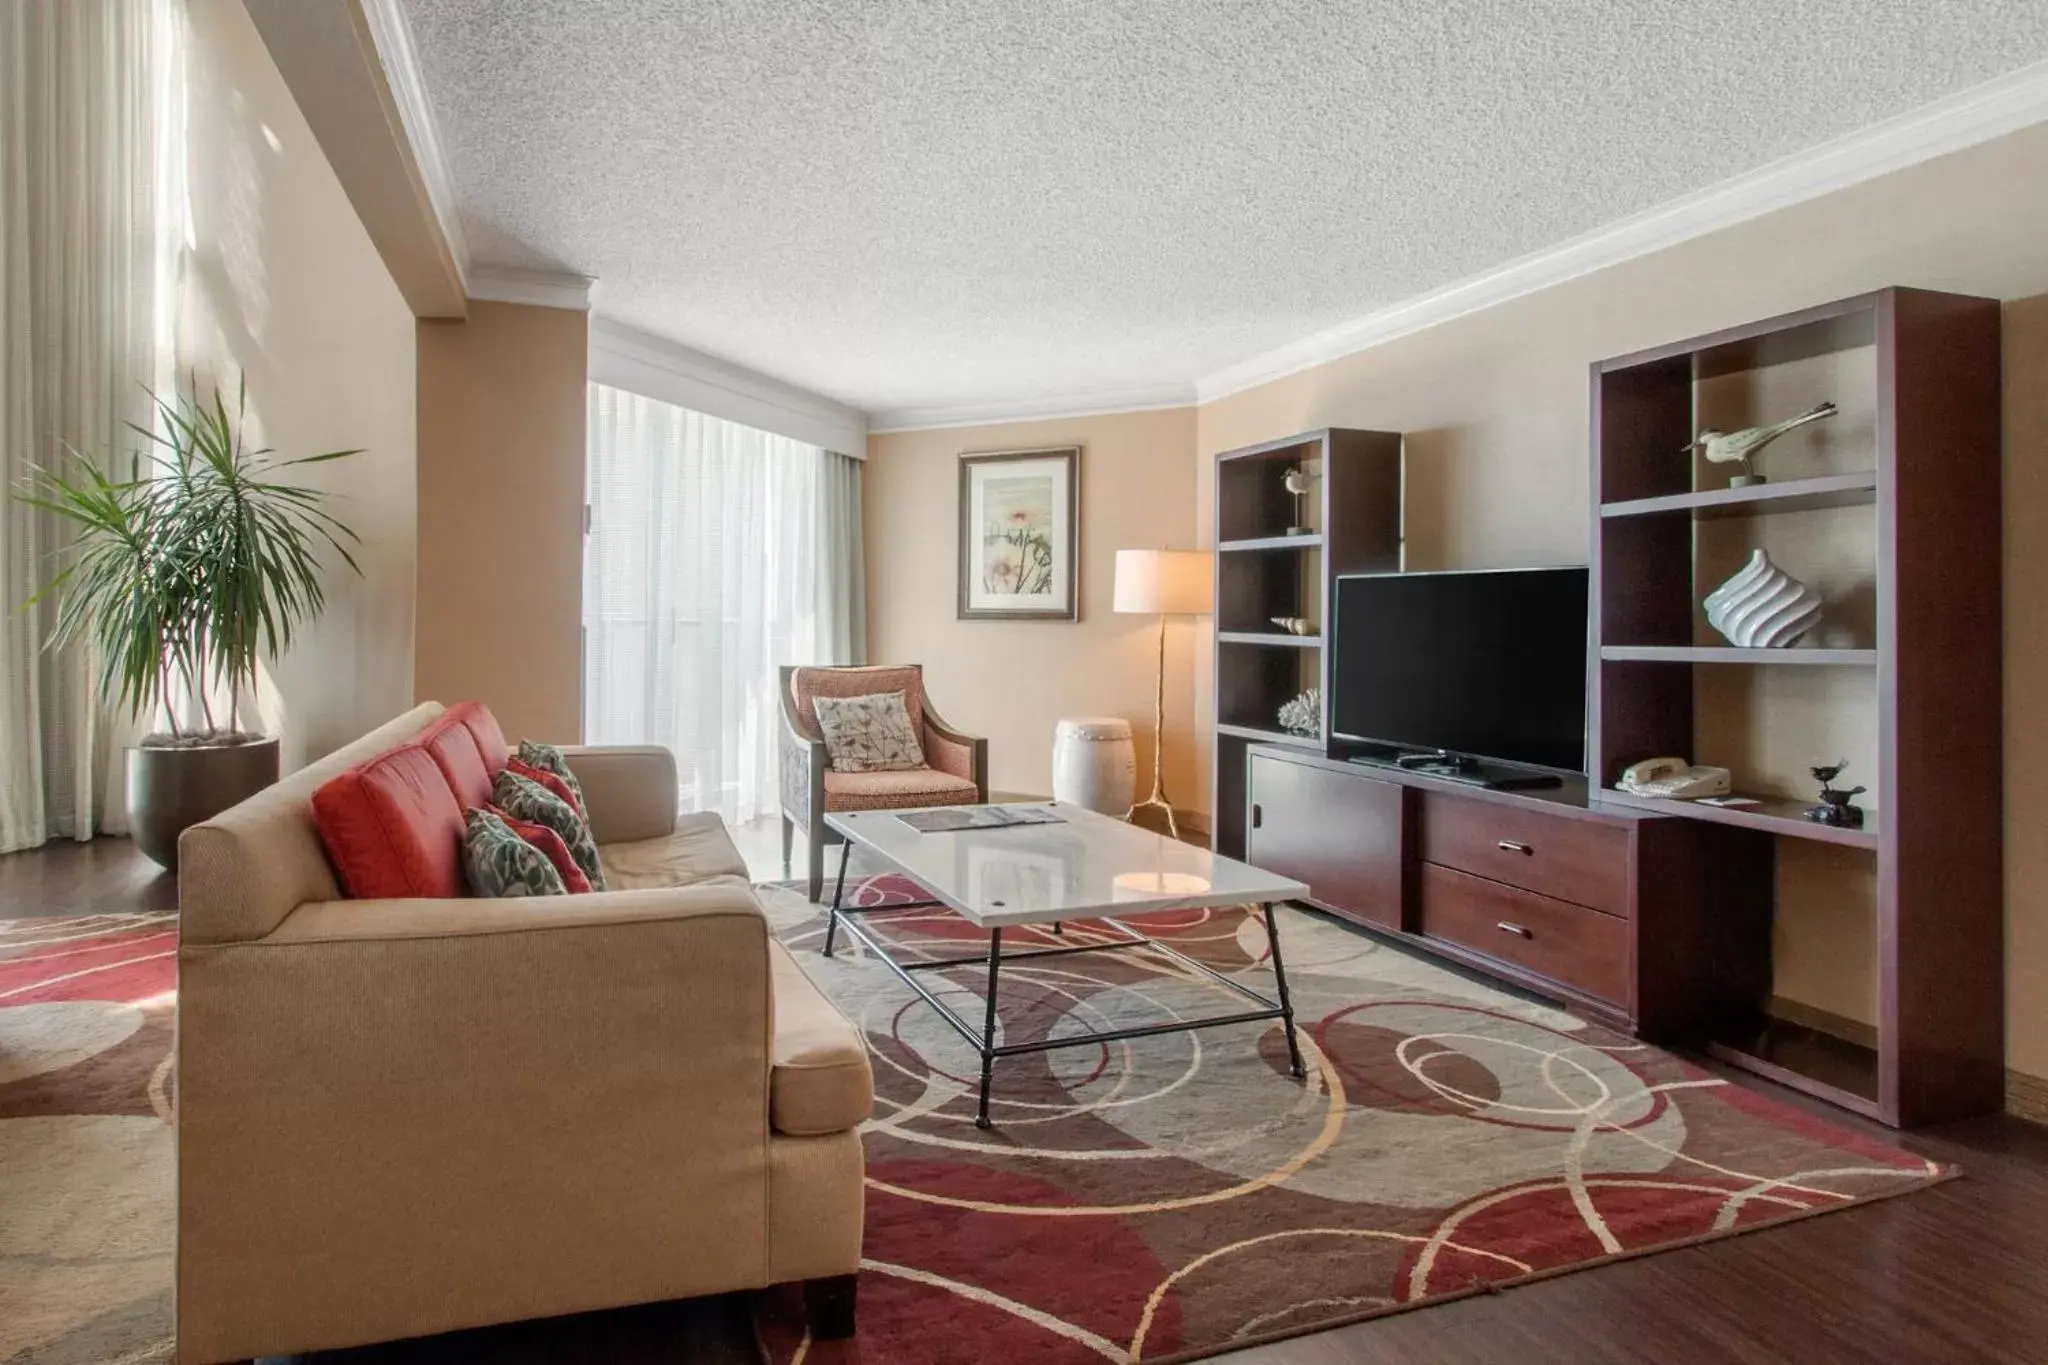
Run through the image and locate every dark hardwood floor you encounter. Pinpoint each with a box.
[6,836,2043,1364]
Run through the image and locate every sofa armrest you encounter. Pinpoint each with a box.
[175,883,774,1361]
[559,744,677,843]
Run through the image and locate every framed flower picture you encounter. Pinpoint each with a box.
[957,446,1080,621]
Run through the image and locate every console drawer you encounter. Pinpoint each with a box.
[1418,863,1631,1005]
[1418,793,1630,918]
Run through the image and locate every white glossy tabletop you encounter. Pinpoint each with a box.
[825,802,1307,927]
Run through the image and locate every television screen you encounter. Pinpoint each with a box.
[1332,567,1589,772]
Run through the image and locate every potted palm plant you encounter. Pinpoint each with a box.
[18,379,361,868]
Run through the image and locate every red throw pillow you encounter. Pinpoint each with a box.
[488,804,593,894]
[311,744,467,899]
[507,757,582,815]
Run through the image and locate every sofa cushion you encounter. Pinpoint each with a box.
[515,739,588,814]
[489,804,593,894]
[599,813,749,890]
[768,941,873,1136]
[493,769,606,890]
[421,714,495,810]
[311,743,468,899]
[508,757,582,815]
[822,767,978,812]
[448,700,510,772]
[460,809,568,897]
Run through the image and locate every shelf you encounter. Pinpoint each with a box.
[1600,472,1878,520]
[1599,645,1877,666]
[1704,1018,1882,1121]
[1218,631,1322,648]
[1217,533,1322,552]
[1216,723,1321,751]
[1597,788,1879,848]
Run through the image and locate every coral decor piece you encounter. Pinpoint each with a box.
[1277,687,1321,737]
[749,878,1946,1365]
[1703,549,1824,648]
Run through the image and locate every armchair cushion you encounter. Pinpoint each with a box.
[768,943,874,1136]
[788,665,925,743]
[812,690,926,773]
[311,743,469,899]
[823,767,978,811]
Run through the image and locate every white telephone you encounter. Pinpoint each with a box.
[1617,757,1732,800]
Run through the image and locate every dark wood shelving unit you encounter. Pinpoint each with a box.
[1598,645,1877,666]
[1600,471,1878,520]
[1219,532,1324,552]
[1217,631,1321,648]
[1590,286,2004,1126]
[1597,788,1879,850]
[1210,428,1401,860]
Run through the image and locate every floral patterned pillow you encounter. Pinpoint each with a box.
[489,803,593,894]
[812,690,926,773]
[492,769,607,890]
[515,740,588,813]
[461,808,567,897]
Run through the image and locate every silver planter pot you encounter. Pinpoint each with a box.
[127,736,281,870]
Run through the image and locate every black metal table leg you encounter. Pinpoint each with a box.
[1261,902,1307,1079]
[974,927,1004,1129]
[822,838,853,957]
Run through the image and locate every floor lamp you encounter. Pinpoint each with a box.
[1113,549,1214,839]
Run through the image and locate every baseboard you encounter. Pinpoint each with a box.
[2007,1069,2048,1125]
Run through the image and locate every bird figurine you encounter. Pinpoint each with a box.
[1282,465,1315,535]
[1682,401,1838,487]
[1804,759,1867,828]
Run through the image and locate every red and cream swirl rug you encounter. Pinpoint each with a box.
[752,875,1946,1364]
[0,891,1945,1364]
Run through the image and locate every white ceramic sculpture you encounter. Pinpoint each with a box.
[1703,549,1823,648]
[1683,401,1837,487]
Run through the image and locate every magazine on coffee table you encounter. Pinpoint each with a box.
[895,804,1067,834]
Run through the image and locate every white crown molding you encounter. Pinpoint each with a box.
[869,384,1197,435]
[468,266,597,311]
[589,317,869,455]
[1196,58,2048,403]
[353,0,470,290]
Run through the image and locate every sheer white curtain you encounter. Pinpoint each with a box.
[0,0,177,852]
[583,384,866,824]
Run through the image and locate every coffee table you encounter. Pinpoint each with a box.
[821,802,1311,1128]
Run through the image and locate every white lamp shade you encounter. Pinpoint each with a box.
[1114,549,1214,616]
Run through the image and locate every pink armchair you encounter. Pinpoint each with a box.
[780,664,988,900]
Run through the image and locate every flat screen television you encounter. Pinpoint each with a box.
[1332,566,1589,774]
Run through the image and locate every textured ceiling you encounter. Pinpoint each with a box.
[401,1,2048,416]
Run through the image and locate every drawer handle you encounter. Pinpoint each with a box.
[1497,839,1534,855]
[1496,920,1532,938]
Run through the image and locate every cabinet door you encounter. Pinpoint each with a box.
[1245,754,1407,930]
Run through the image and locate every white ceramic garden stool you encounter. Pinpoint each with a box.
[1052,716,1137,816]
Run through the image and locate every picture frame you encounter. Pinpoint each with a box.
[957,446,1081,621]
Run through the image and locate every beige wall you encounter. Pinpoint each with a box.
[415,301,588,743]
[864,409,1201,817]
[1192,123,2048,1078]
[181,0,417,773]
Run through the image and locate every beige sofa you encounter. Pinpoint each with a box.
[175,703,872,1363]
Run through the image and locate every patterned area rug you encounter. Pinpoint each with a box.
[0,914,177,1365]
[752,875,1948,1364]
